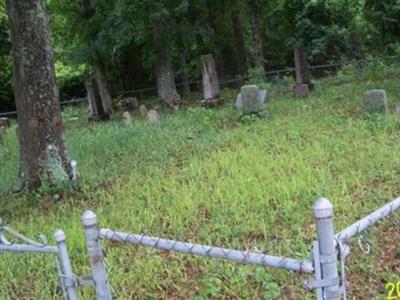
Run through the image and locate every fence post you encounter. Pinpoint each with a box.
[313,198,341,300]
[54,229,79,300]
[81,210,112,300]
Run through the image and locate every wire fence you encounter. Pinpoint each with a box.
[1,55,399,118]
[2,195,400,299]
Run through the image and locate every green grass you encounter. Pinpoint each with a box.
[1,76,400,299]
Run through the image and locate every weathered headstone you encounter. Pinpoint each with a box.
[235,85,268,115]
[293,43,311,97]
[363,90,388,114]
[293,83,310,98]
[396,102,400,119]
[123,97,139,111]
[0,118,10,128]
[200,54,220,107]
[147,110,159,123]
[0,118,10,144]
[139,104,148,117]
[0,126,4,144]
[123,111,133,126]
[235,88,268,109]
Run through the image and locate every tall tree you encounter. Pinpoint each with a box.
[231,7,248,76]
[249,0,265,71]
[6,0,72,190]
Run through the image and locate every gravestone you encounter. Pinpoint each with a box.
[293,43,311,97]
[147,110,159,123]
[123,111,133,126]
[235,85,268,115]
[200,54,220,107]
[0,126,4,144]
[396,102,400,119]
[363,90,388,114]
[0,118,10,128]
[123,97,139,111]
[293,84,310,98]
[0,118,9,144]
[139,104,148,117]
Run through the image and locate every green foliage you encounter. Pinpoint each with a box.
[245,67,271,91]
[0,75,400,298]
[0,4,12,111]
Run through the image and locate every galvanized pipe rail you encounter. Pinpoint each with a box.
[0,217,79,300]
[336,196,400,243]
[100,228,314,273]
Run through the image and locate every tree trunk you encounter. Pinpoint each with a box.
[294,43,311,85]
[86,76,108,121]
[6,0,72,190]
[95,67,113,115]
[250,3,265,71]
[201,54,219,105]
[180,54,191,99]
[153,23,180,108]
[231,12,248,76]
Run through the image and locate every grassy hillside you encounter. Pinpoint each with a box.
[0,76,400,299]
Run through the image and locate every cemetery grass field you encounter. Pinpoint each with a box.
[1,77,400,299]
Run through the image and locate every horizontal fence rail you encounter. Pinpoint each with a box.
[0,218,79,300]
[0,244,58,253]
[100,228,314,273]
[336,196,400,243]
[1,55,399,117]
[2,195,400,299]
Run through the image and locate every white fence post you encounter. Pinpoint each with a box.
[81,210,112,300]
[54,229,79,300]
[313,198,341,300]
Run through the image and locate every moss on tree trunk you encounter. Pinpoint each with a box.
[7,0,72,190]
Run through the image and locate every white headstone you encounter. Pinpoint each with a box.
[147,110,159,123]
[235,85,268,114]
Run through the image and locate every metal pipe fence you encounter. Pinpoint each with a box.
[0,217,79,300]
[1,195,400,299]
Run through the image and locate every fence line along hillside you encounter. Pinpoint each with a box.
[1,56,399,118]
[1,196,400,299]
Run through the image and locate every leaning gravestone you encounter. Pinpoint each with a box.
[235,85,268,115]
[363,90,388,114]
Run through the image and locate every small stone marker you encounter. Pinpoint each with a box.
[0,118,9,144]
[0,126,4,144]
[293,83,310,98]
[147,110,159,123]
[363,89,388,114]
[139,104,148,117]
[396,102,400,119]
[235,85,267,115]
[123,97,139,111]
[123,111,132,125]
[0,117,10,128]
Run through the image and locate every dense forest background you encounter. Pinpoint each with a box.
[0,0,400,112]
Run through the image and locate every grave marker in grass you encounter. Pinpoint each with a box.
[236,85,268,117]
[363,90,388,114]
[200,54,220,107]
